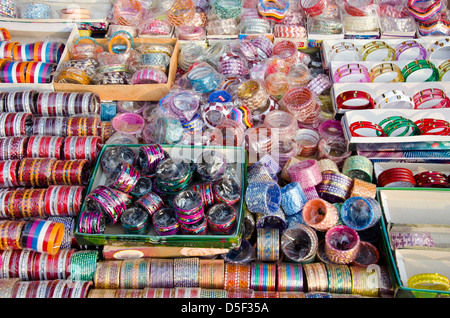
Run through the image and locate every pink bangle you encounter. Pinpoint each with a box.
[263,110,298,142]
[273,40,298,65]
[325,225,360,264]
[282,87,320,122]
[288,159,322,189]
[111,112,145,136]
[333,63,371,83]
[132,68,168,84]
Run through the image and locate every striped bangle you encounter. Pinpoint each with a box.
[303,262,328,292]
[251,262,277,292]
[173,257,199,288]
[256,227,280,261]
[277,263,304,292]
[199,259,225,289]
[149,258,174,288]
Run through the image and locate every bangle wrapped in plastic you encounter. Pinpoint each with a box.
[168,0,195,26]
[340,196,382,231]
[113,0,144,26]
[281,222,319,263]
[302,198,339,231]
[213,0,242,19]
[325,225,360,264]
[342,155,373,183]
[282,87,320,123]
[245,180,281,214]
[187,65,222,93]
[85,185,132,224]
[207,203,236,235]
[280,182,308,216]
[273,40,298,65]
[317,170,354,203]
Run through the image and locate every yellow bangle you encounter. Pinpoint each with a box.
[362,41,396,61]
[108,33,132,54]
[408,273,450,291]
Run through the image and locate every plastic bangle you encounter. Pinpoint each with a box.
[374,89,415,109]
[407,273,450,291]
[335,90,375,110]
[340,196,382,230]
[401,59,440,82]
[369,62,404,83]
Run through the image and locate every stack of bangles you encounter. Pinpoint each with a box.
[273,25,307,38]
[335,90,375,111]
[168,0,195,26]
[401,60,440,82]
[1,61,57,84]
[175,26,206,41]
[329,42,361,61]
[407,0,442,22]
[361,41,396,61]
[257,0,290,21]
[300,0,326,16]
[333,63,370,83]
[369,63,404,83]
[374,90,414,110]
[395,40,428,61]
[206,18,240,35]
[417,13,450,36]
[282,87,320,123]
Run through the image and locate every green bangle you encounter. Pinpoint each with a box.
[401,60,440,82]
[379,116,421,137]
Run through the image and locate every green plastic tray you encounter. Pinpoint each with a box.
[75,144,247,249]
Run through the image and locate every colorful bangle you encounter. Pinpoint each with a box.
[395,40,428,60]
[415,118,450,135]
[408,273,450,291]
[317,170,354,203]
[302,198,339,231]
[362,41,396,61]
[413,88,450,109]
[342,155,373,182]
[325,225,360,264]
[379,116,421,137]
[407,0,442,22]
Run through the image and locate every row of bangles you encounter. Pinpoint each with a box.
[349,115,450,137]
[333,59,450,83]
[53,31,173,86]
[335,87,450,111]
[327,38,450,62]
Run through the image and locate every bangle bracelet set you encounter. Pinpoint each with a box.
[335,87,450,111]
[349,115,450,137]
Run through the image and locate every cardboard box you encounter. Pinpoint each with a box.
[331,81,450,115]
[377,188,450,297]
[75,144,247,249]
[341,108,450,152]
[0,0,111,31]
[53,37,179,101]
[0,21,78,92]
[321,37,450,70]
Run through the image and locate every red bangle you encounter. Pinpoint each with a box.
[377,167,416,187]
[336,90,375,110]
[414,171,448,187]
[414,118,450,135]
[349,121,386,137]
[300,0,326,16]
[413,88,450,109]
[344,0,373,16]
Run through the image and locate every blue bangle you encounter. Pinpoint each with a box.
[187,66,221,93]
[340,196,382,231]
[5,61,15,83]
[280,182,308,216]
[109,30,134,54]
[245,180,281,214]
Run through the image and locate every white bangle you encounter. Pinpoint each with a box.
[374,90,414,109]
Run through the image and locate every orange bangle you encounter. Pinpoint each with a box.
[224,263,251,290]
[17,62,28,83]
[55,67,91,85]
[199,259,225,289]
[108,32,132,54]
[167,0,195,26]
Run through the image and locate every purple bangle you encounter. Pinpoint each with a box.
[318,119,344,140]
[395,40,428,60]
[251,35,274,59]
[306,73,332,95]
[288,159,323,189]
[220,58,247,77]
[235,40,259,61]
[325,225,360,264]
[132,68,168,85]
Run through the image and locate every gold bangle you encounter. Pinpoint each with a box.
[369,62,404,83]
[362,41,396,61]
[55,67,91,85]
[408,273,450,291]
